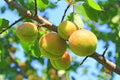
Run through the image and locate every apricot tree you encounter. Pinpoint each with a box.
[0,0,120,80]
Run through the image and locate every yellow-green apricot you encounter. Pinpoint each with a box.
[68,29,97,56]
[50,51,71,70]
[39,33,67,59]
[58,21,78,40]
[16,22,38,42]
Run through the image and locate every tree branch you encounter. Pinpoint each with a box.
[34,0,38,16]
[4,0,57,32]
[90,52,120,75]
[4,0,120,75]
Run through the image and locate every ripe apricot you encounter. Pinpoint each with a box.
[39,33,67,59]
[50,51,71,70]
[16,22,38,42]
[19,61,26,69]
[58,21,78,40]
[69,29,97,56]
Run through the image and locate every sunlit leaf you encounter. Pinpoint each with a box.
[111,15,120,23]
[66,71,70,80]
[87,0,102,11]
[75,4,82,14]
[66,12,84,29]
[119,31,120,38]
[0,18,9,29]
[73,13,84,29]
[0,74,5,80]
[75,4,90,20]
[37,0,48,11]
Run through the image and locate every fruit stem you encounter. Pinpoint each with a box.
[80,56,88,65]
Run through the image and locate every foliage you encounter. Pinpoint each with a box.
[0,0,120,80]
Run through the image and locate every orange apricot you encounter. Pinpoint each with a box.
[69,29,97,56]
[16,22,38,42]
[39,33,67,59]
[50,51,71,70]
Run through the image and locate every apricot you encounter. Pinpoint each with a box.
[48,69,59,80]
[19,61,26,69]
[16,22,38,42]
[50,51,71,70]
[58,21,78,40]
[15,74,23,80]
[39,33,67,59]
[68,29,97,56]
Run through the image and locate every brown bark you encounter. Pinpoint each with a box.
[90,52,120,74]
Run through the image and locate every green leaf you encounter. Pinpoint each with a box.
[20,41,32,51]
[75,4,82,14]
[37,0,48,11]
[73,13,84,29]
[66,12,84,29]
[41,0,49,4]
[0,18,9,29]
[75,4,90,20]
[82,3,99,21]
[0,74,5,80]
[66,71,70,80]
[48,2,57,9]
[87,0,102,11]
[32,39,41,58]
[1,6,6,13]
[118,31,120,38]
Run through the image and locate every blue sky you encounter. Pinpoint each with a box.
[0,0,120,80]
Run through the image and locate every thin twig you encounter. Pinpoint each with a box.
[34,0,37,16]
[0,17,25,34]
[80,56,88,65]
[102,47,108,56]
[61,3,71,23]
[8,50,27,78]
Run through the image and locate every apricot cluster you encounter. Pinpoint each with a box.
[58,21,98,56]
[39,20,97,70]
[16,21,97,70]
[39,32,71,70]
